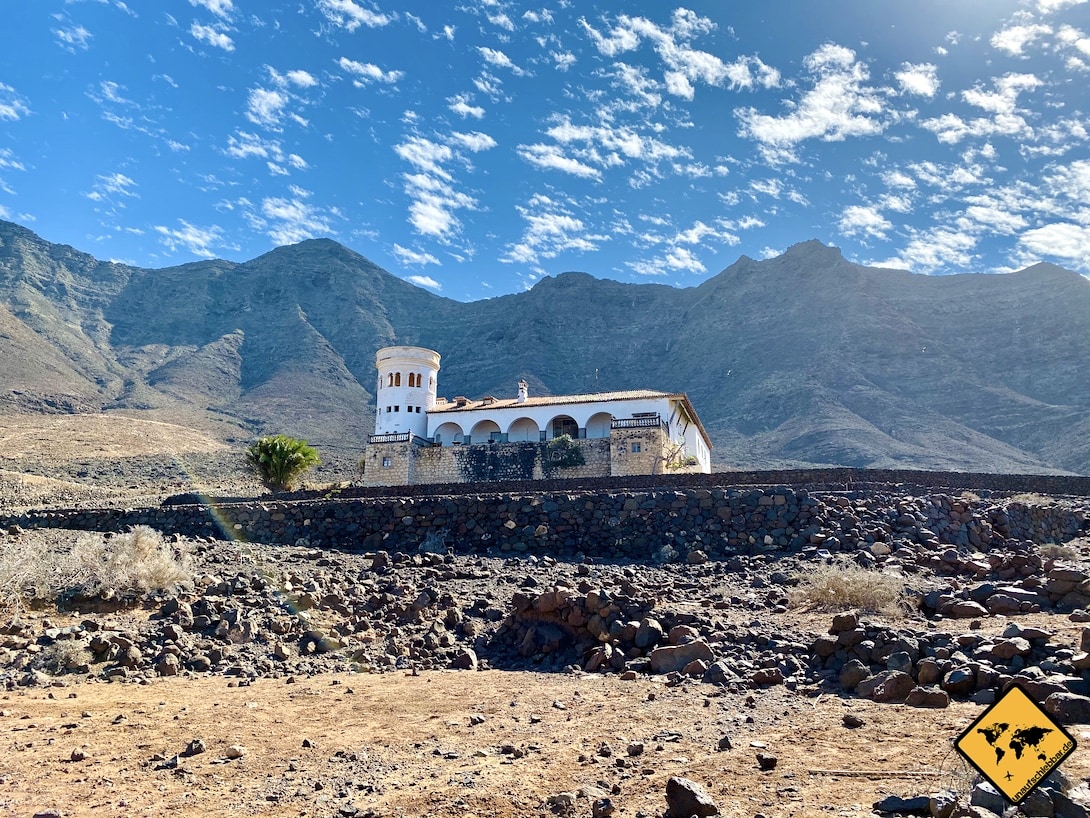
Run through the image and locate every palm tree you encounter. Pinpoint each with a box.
[246,435,321,492]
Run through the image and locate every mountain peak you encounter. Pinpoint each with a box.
[783,239,842,258]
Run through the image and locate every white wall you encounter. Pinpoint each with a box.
[426,396,677,444]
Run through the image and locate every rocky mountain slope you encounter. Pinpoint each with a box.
[1,220,1088,474]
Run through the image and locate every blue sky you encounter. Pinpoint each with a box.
[1,1,1088,299]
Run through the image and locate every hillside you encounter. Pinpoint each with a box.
[1,220,1089,475]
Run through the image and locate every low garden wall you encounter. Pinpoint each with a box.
[6,478,1087,562]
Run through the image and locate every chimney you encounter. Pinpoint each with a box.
[517,379,528,403]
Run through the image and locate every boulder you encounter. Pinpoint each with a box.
[1044,692,1090,724]
[664,776,719,818]
[650,640,714,675]
[904,686,950,708]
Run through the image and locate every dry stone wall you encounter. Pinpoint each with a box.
[7,485,1087,562]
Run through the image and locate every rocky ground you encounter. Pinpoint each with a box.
[3,415,1090,817]
[3,510,1090,817]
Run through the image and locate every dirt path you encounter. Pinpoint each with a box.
[5,670,1088,818]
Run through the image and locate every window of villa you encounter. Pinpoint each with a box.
[382,457,392,468]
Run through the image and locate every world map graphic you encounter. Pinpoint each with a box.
[977,722,1053,766]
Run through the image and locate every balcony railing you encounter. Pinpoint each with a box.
[368,432,435,446]
[368,432,410,444]
[611,415,667,433]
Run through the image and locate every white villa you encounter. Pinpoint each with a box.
[361,345,712,487]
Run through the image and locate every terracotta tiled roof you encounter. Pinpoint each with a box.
[428,389,676,413]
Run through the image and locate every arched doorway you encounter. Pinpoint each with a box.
[549,415,578,440]
[586,412,612,439]
[470,419,502,444]
[507,417,540,442]
[433,421,464,446]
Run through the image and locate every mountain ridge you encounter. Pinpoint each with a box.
[1,219,1088,475]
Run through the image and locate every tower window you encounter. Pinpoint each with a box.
[386,406,391,414]
[394,372,401,387]
[387,374,394,387]
[632,443,642,453]
[382,457,392,468]
[394,405,400,412]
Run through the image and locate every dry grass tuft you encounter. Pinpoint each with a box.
[1039,542,1079,562]
[1009,492,1058,506]
[1,526,192,610]
[789,562,908,616]
[69,525,193,597]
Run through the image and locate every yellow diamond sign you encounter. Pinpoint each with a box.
[956,683,1077,805]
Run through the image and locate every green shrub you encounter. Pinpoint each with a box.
[544,434,585,470]
[247,434,321,491]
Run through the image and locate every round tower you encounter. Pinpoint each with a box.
[374,346,440,437]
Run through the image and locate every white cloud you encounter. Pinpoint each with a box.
[517,115,690,184]
[190,22,234,51]
[96,80,132,105]
[245,87,289,127]
[286,70,318,88]
[189,0,234,18]
[53,24,93,51]
[392,130,497,240]
[516,144,602,179]
[154,220,224,257]
[226,130,280,159]
[580,9,779,98]
[448,94,485,119]
[883,227,978,272]
[992,23,1052,55]
[1019,222,1090,263]
[838,205,892,239]
[502,193,609,265]
[478,47,527,75]
[84,172,138,202]
[552,51,576,71]
[407,274,442,289]
[448,131,497,152]
[401,172,475,238]
[338,57,403,85]
[737,43,887,162]
[894,63,939,97]
[883,170,917,188]
[394,244,441,267]
[317,0,392,32]
[1037,0,1087,12]
[250,186,338,245]
[394,137,453,177]
[1056,24,1090,60]
[921,73,1041,143]
[0,84,30,121]
[488,13,514,31]
[0,147,25,172]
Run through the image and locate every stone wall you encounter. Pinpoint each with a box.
[362,437,612,487]
[609,424,666,476]
[8,484,1087,563]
